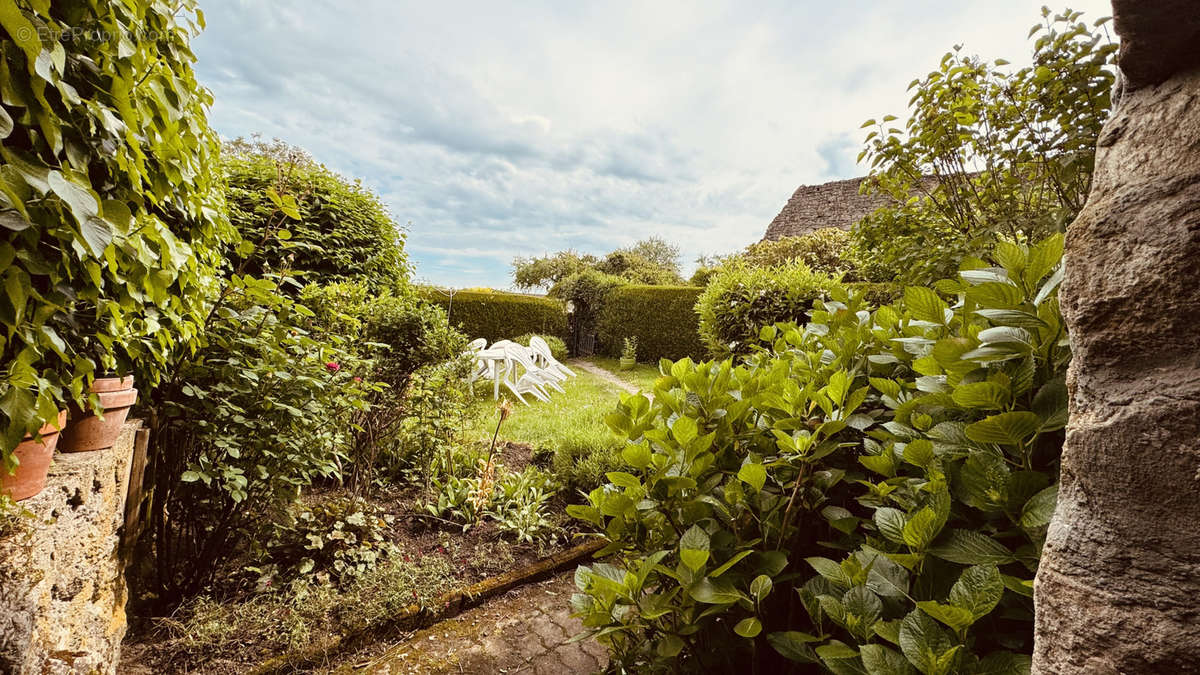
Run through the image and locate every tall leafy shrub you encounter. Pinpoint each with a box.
[695,262,836,358]
[0,0,229,458]
[571,236,1068,673]
[851,11,1115,285]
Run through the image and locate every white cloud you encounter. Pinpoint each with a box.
[193,0,1113,287]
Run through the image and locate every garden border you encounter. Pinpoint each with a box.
[247,538,605,674]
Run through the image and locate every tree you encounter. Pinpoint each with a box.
[852,9,1117,285]
[512,237,683,291]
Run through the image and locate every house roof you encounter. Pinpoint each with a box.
[762,176,887,241]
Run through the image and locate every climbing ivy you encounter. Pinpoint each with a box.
[0,1,228,459]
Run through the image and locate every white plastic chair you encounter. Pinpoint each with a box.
[529,336,576,379]
[499,343,562,400]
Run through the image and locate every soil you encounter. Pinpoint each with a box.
[119,440,585,673]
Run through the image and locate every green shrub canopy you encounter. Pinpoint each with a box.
[695,262,837,358]
[0,0,229,455]
[597,285,705,362]
[222,138,409,292]
[572,235,1069,673]
[421,288,567,344]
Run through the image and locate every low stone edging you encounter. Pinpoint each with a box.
[248,537,605,674]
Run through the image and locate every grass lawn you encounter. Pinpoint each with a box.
[588,356,662,393]
[463,367,628,492]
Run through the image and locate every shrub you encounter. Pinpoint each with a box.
[249,496,397,589]
[514,333,568,362]
[422,288,567,344]
[597,286,706,362]
[851,11,1115,286]
[845,281,904,307]
[222,138,410,291]
[695,262,837,358]
[570,235,1068,673]
[740,228,855,278]
[0,1,229,456]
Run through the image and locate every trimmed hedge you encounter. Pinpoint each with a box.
[421,289,567,343]
[597,286,705,362]
[845,281,904,306]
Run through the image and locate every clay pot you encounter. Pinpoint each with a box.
[1,410,67,501]
[59,376,139,453]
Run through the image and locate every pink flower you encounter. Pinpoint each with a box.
[325,361,341,372]
[353,376,362,382]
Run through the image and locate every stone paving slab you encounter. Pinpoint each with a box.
[356,572,606,674]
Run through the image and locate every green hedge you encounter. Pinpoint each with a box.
[421,289,567,343]
[596,286,705,362]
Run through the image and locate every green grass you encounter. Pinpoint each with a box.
[589,356,663,393]
[464,368,627,492]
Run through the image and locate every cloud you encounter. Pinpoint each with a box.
[192,0,1113,287]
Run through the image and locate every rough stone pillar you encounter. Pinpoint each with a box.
[1033,2,1200,672]
[0,422,140,674]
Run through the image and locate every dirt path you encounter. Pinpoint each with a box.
[345,572,606,674]
[571,359,639,396]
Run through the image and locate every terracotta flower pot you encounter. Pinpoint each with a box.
[59,376,139,453]
[1,410,67,501]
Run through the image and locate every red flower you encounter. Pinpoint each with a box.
[353,376,362,382]
[325,361,341,372]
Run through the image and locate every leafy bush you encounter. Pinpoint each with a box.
[421,288,567,344]
[249,496,397,589]
[0,0,229,457]
[597,286,706,362]
[851,11,1115,285]
[550,269,628,352]
[571,236,1068,673]
[740,228,855,278]
[514,237,683,291]
[514,333,568,361]
[222,138,410,291]
[427,460,560,544]
[845,282,905,307]
[695,262,837,358]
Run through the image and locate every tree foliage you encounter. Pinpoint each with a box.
[852,9,1115,285]
[513,237,683,291]
[0,0,229,460]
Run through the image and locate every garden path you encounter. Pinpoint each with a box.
[349,571,606,674]
[572,359,639,396]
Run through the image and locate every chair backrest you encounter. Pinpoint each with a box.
[529,336,550,356]
[467,338,487,351]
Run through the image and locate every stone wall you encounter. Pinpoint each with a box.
[0,421,140,674]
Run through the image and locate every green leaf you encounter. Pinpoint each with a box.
[767,631,820,663]
[915,601,976,633]
[965,412,1041,445]
[0,104,12,139]
[657,634,684,657]
[806,557,851,587]
[899,609,953,675]
[902,507,940,550]
[817,641,860,660]
[750,574,773,602]
[905,286,948,324]
[672,416,699,445]
[951,382,1010,410]
[902,440,934,469]
[965,282,1023,309]
[928,530,1014,565]
[709,549,753,578]
[81,217,113,257]
[860,643,918,675]
[689,577,746,604]
[874,508,907,544]
[48,171,100,228]
[680,524,710,571]
[974,651,1032,675]
[738,461,766,491]
[621,442,651,469]
[734,617,762,638]
[1019,485,1058,531]
[947,565,1003,621]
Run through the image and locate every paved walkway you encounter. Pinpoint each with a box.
[571,359,640,396]
[356,572,607,674]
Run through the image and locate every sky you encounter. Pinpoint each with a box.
[191,0,1111,289]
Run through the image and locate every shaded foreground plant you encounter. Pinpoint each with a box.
[570,236,1067,673]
